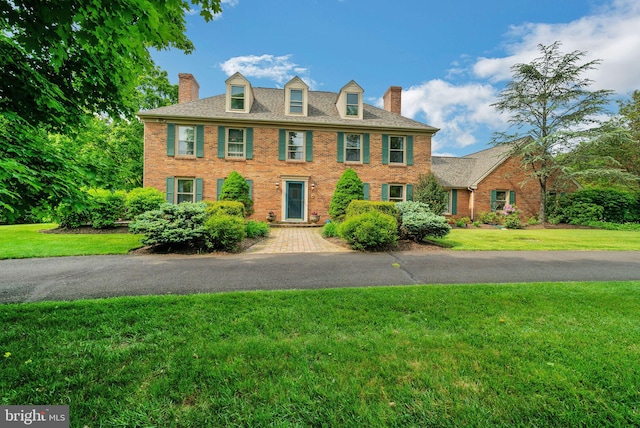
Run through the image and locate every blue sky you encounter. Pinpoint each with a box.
[152,0,640,156]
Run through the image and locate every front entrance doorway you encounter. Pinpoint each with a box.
[285,181,305,221]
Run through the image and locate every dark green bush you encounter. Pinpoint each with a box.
[566,202,604,225]
[205,200,245,218]
[322,221,339,238]
[413,172,448,214]
[219,171,253,216]
[569,188,638,223]
[478,211,502,225]
[125,187,165,218]
[338,210,397,251]
[129,202,208,249]
[396,201,450,240]
[329,168,364,222]
[205,214,246,252]
[346,200,398,219]
[245,220,270,238]
[55,202,91,229]
[88,189,126,229]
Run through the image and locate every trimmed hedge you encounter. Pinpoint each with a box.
[205,214,246,252]
[205,200,245,218]
[346,200,398,219]
[88,189,126,229]
[338,210,398,251]
[125,187,165,218]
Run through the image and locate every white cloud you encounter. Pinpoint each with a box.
[219,54,317,88]
[474,0,640,93]
[402,80,505,152]
[407,0,640,154]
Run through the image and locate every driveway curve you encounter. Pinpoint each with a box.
[1,251,639,303]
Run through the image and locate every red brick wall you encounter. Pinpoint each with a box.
[144,122,432,220]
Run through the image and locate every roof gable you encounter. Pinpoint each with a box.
[432,144,513,188]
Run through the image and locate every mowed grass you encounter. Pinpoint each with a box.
[0,224,143,259]
[2,282,639,427]
[433,228,640,250]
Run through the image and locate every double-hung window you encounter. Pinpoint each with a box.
[177,126,195,156]
[389,136,405,164]
[493,190,508,211]
[287,131,304,160]
[230,85,245,110]
[176,178,195,203]
[345,133,362,162]
[346,93,359,117]
[389,185,405,202]
[227,128,245,158]
[289,89,303,114]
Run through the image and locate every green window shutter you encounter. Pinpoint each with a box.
[195,178,203,202]
[381,184,389,201]
[216,178,225,200]
[406,136,414,165]
[490,190,497,211]
[451,189,458,215]
[247,179,253,199]
[278,129,286,161]
[305,130,313,162]
[245,127,254,159]
[195,125,204,158]
[363,183,370,200]
[510,190,516,205]
[166,177,175,203]
[381,134,389,165]
[337,132,344,163]
[363,133,370,164]
[406,184,413,201]
[167,124,175,156]
[217,126,226,158]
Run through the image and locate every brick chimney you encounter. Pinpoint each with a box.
[383,86,402,115]
[178,73,200,104]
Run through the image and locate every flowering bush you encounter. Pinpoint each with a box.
[502,204,523,229]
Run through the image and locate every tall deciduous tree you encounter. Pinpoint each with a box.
[492,41,613,222]
[0,1,220,223]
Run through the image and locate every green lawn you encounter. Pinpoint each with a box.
[0,224,143,259]
[2,282,638,426]
[433,228,640,250]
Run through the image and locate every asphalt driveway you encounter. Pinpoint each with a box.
[1,250,639,303]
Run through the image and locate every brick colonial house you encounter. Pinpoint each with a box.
[432,144,558,220]
[138,72,439,222]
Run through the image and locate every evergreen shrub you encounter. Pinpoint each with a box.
[129,202,208,249]
[205,200,245,218]
[125,187,165,218]
[338,210,397,251]
[219,171,253,216]
[329,168,364,222]
[345,200,398,219]
[205,214,246,251]
[245,220,270,238]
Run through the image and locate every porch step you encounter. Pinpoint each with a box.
[268,222,324,228]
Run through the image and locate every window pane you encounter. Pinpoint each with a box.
[177,193,194,204]
[389,185,403,199]
[390,151,403,163]
[346,105,358,116]
[231,85,245,110]
[290,89,303,101]
[288,131,303,146]
[178,140,194,155]
[346,134,360,147]
[287,131,304,160]
[289,103,303,114]
[177,179,193,193]
[228,128,244,142]
[390,136,404,150]
[346,93,359,104]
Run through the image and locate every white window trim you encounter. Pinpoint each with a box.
[344,133,363,163]
[230,85,245,111]
[443,190,453,215]
[493,189,508,212]
[175,178,195,204]
[345,92,360,117]
[287,130,305,162]
[389,184,406,202]
[176,125,196,157]
[336,80,364,120]
[284,76,309,117]
[389,135,406,165]
[225,72,253,113]
[226,127,246,159]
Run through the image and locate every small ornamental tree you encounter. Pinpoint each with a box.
[219,171,254,216]
[329,168,364,222]
[414,173,448,214]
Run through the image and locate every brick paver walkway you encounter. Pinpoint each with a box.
[245,227,352,254]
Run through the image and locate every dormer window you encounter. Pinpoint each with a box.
[284,76,309,116]
[337,80,364,119]
[225,72,253,113]
[346,93,359,116]
[230,85,245,110]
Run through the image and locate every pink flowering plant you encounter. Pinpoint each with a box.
[502,204,523,229]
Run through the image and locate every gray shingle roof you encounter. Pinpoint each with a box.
[432,144,513,188]
[138,87,438,133]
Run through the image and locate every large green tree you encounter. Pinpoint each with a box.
[492,41,613,222]
[0,0,220,223]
